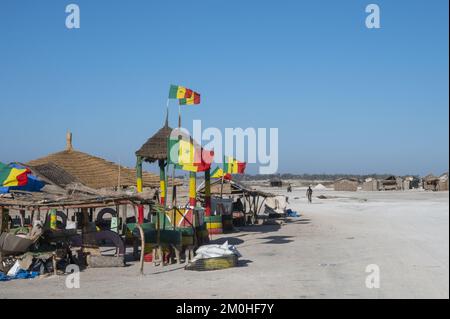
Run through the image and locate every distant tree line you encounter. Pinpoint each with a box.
[234,173,420,182]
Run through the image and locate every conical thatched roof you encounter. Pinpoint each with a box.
[135,112,204,163]
[27,132,165,189]
[135,123,173,162]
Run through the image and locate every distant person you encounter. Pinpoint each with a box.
[306,186,313,203]
[287,184,292,192]
[233,197,244,212]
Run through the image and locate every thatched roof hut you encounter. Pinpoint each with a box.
[135,113,202,163]
[27,132,162,189]
[135,115,173,163]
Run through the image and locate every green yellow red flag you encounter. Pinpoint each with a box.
[167,136,213,173]
[168,84,193,99]
[223,156,246,174]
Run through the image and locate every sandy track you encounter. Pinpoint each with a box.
[1,190,448,299]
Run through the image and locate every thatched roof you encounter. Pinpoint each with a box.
[135,112,205,163]
[135,113,173,162]
[136,126,173,162]
[27,133,166,189]
[27,162,80,188]
[197,179,275,198]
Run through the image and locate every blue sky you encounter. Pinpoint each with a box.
[0,0,448,175]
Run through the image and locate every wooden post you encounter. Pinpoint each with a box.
[136,223,145,275]
[204,169,211,217]
[49,209,57,230]
[136,156,144,224]
[158,160,166,207]
[0,207,4,233]
[189,172,196,207]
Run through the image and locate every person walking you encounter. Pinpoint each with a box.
[306,186,313,203]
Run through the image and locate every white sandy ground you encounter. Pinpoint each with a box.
[0,189,448,299]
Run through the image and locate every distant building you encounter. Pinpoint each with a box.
[334,178,359,192]
[379,176,402,191]
[362,177,379,191]
[403,176,420,190]
[269,177,283,187]
[423,174,440,191]
[438,173,448,191]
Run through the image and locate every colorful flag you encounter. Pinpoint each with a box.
[223,156,246,174]
[211,167,232,180]
[168,84,193,99]
[168,137,213,173]
[0,162,29,187]
[179,91,201,105]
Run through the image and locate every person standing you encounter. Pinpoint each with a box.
[306,186,313,203]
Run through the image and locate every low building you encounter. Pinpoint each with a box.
[403,176,421,190]
[379,176,402,191]
[334,178,359,192]
[423,174,440,191]
[269,177,283,187]
[438,173,448,191]
[362,177,379,191]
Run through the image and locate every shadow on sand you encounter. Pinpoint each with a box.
[260,235,295,244]
[209,237,245,246]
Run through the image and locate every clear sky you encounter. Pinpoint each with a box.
[0,0,448,175]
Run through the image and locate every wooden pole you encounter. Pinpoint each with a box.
[0,207,4,233]
[136,156,144,224]
[158,160,166,207]
[189,172,196,208]
[136,223,145,275]
[204,169,211,217]
[220,175,225,200]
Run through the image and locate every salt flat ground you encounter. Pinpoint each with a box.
[1,189,448,299]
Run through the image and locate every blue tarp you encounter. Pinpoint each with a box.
[0,270,40,281]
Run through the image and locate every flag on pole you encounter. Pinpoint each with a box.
[211,167,232,180]
[168,136,213,173]
[179,91,201,105]
[223,156,246,174]
[168,84,193,99]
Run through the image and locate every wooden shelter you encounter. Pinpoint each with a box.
[0,176,155,267]
[27,132,161,190]
[197,179,275,224]
[135,113,183,207]
[334,178,359,192]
